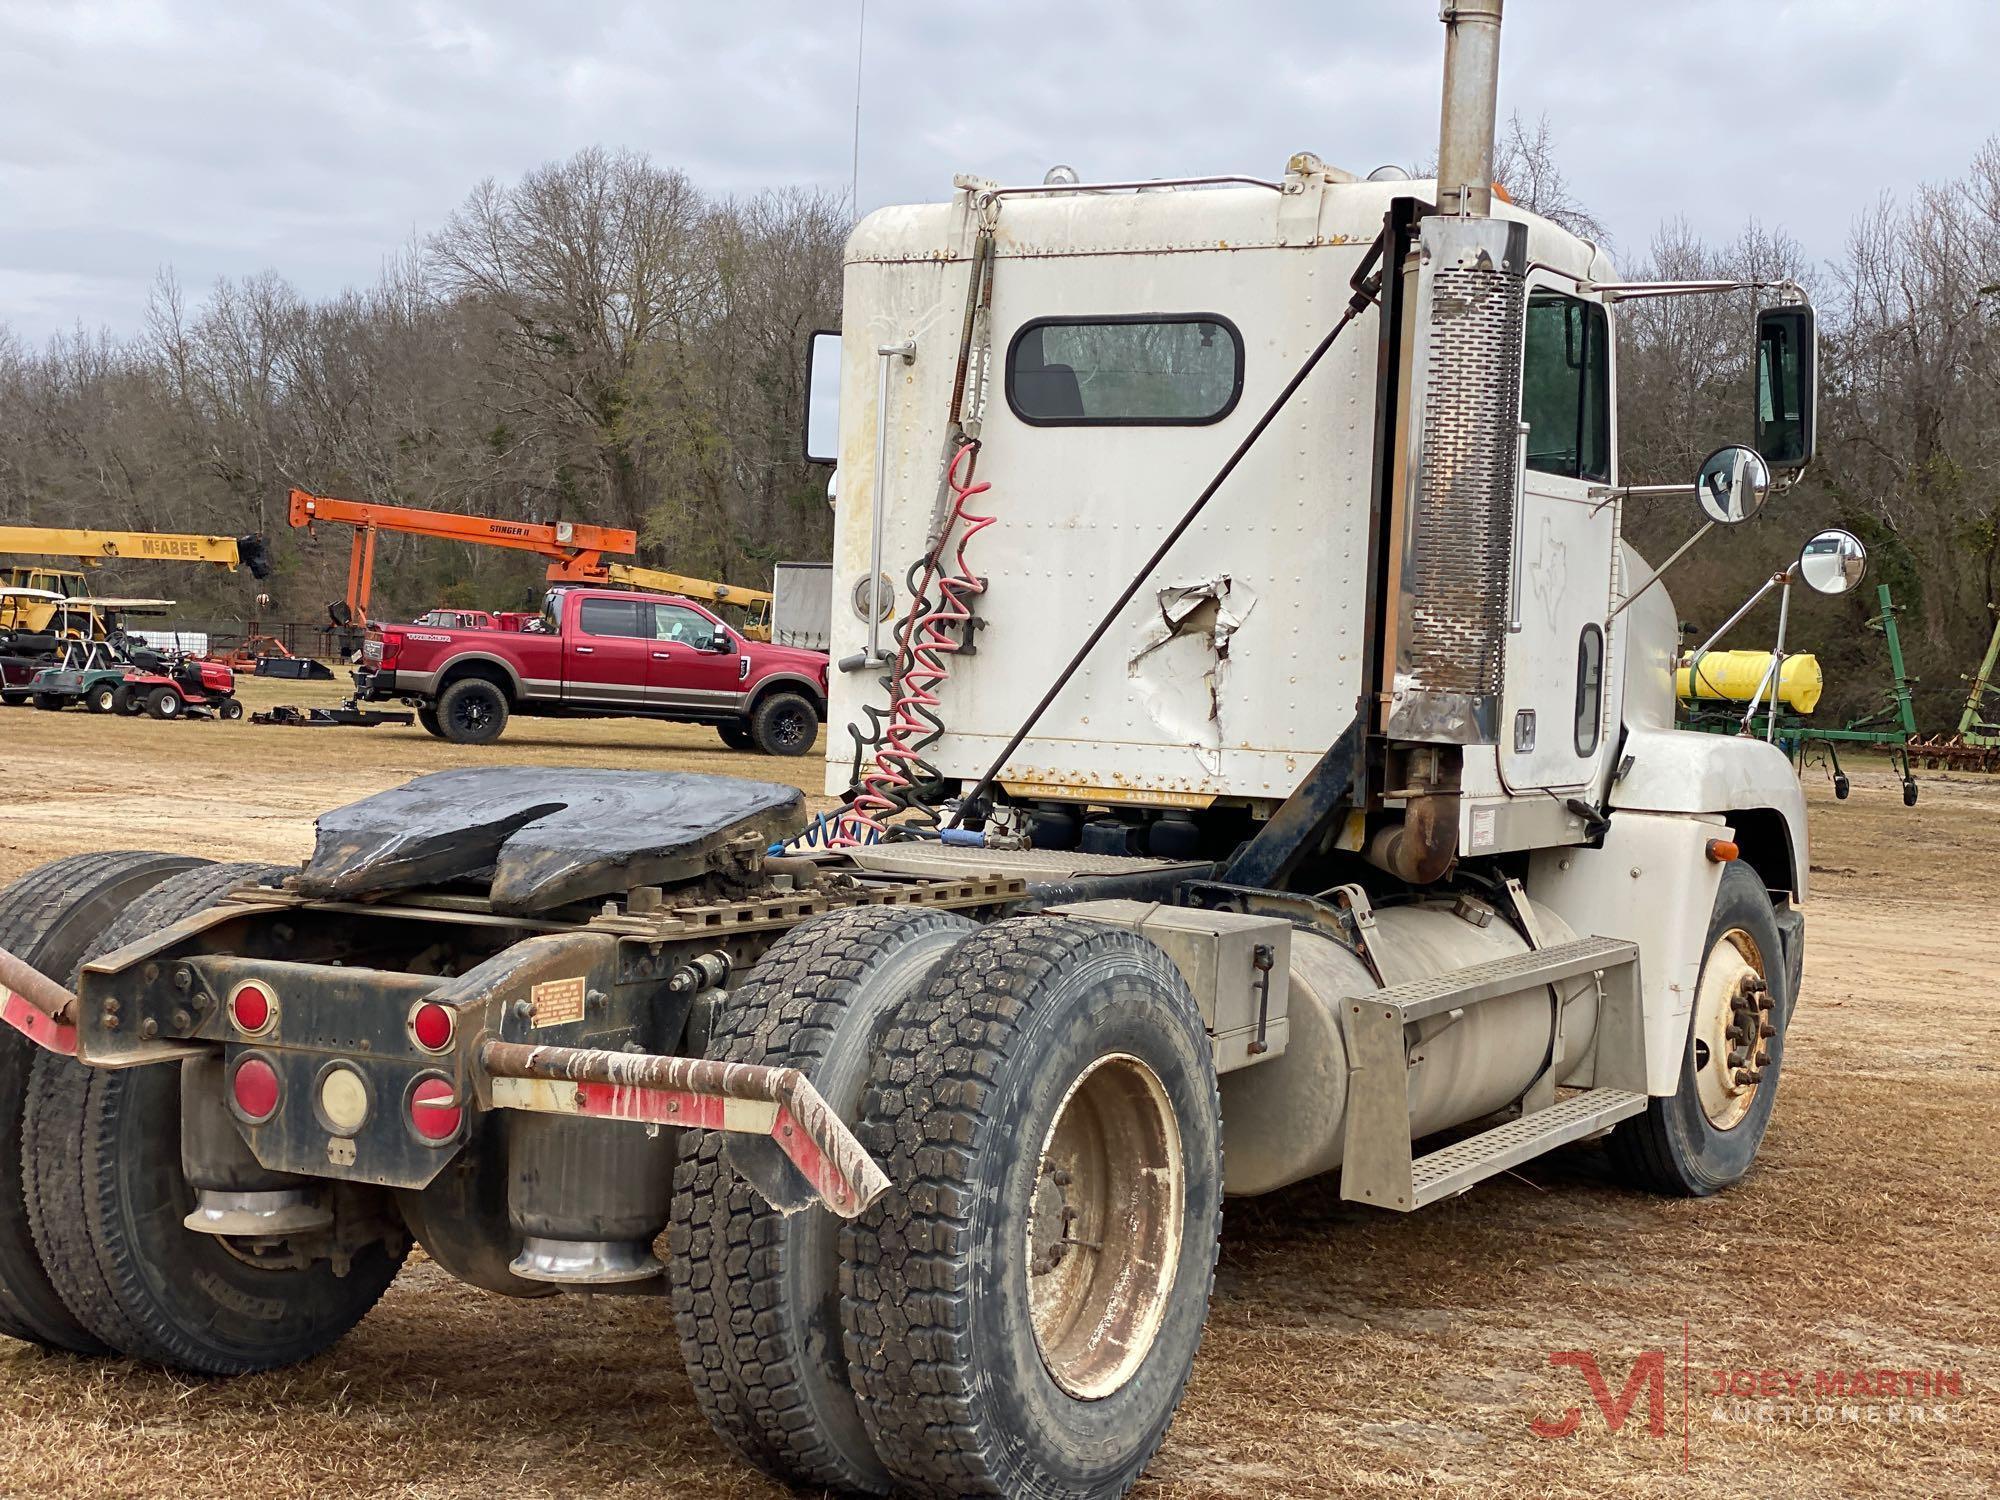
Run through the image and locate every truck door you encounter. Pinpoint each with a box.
[1498,284,1617,793]
[565,595,653,705]
[647,602,745,710]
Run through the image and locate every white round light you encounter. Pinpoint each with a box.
[1043,164,1080,186]
[319,1066,370,1134]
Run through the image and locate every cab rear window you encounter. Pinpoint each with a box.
[1006,315,1243,426]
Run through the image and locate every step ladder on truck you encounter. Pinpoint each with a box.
[0,4,1846,1496]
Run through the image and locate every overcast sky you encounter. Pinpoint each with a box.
[2,0,1993,341]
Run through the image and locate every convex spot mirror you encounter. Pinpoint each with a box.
[1695,445,1771,525]
[1798,528,1867,596]
[1755,305,1816,470]
[803,330,841,465]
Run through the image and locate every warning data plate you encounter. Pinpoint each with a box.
[529,976,587,1028]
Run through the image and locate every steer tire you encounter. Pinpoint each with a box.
[434,677,509,745]
[669,906,979,1494]
[145,685,183,720]
[842,916,1223,1500]
[0,851,208,1352]
[749,691,817,757]
[85,681,120,714]
[1608,862,1790,1197]
[24,862,408,1374]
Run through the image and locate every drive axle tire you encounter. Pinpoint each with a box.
[670,906,978,1494]
[32,692,63,711]
[1608,862,1790,1197]
[0,851,207,1352]
[843,917,1224,1500]
[434,677,509,745]
[716,722,754,751]
[416,703,445,739]
[85,681,119,714]
[749,691,817,757]
[25,863,408,1374]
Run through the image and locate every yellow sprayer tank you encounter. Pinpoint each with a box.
[1677,651,1823,714]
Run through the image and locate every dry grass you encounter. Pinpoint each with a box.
[0,695,1994,1498]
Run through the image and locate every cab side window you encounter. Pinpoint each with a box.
[1522,292,1611,483]
[654,604,717,648]
[577,597,655,638]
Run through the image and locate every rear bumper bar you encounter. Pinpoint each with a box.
[481,1039,889,1218]
[0,947,887,1219]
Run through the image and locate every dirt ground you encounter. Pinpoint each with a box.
[0,679,1993,1498]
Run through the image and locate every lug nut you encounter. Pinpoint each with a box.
[1758,1021,1777,1039]
[1727,1047,1749,1069]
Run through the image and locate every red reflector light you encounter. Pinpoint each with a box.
[409,1077,462,1142]
[231,1056,280,1122]
[229,980,275,1035]
[410,1002,454,1052]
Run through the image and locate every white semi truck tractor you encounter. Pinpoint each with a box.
[0,4,1861,1496]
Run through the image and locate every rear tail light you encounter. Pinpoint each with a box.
[374,631,400,670]
[408,1076,462,1143]
[230,1056,280,1123]
[409,1001,455,1053]
[229,979,276,1035]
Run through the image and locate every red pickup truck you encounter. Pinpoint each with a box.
[358,588,828,754]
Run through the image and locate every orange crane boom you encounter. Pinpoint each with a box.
[286,489,773,636]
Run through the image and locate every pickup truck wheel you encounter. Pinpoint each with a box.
[417,704,445,738]
[145,685,183,720]
[25,862,408,1374]
[0,851,207,1352]
[750,692,817,757]
[85,681,119,714]
[435,678,509,745]
[842,917,1223,1499]
[670,907,978,1493]
[1608,862,1789,1197]
[716,722,754,751]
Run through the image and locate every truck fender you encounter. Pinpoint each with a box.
[749,673,827,716]
[428,653,526,701]
[1608,727,1807,900]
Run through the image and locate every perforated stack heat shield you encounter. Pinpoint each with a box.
[1384,215,1529,745]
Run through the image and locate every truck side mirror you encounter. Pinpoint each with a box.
[1694,444,1771,525]
[804,330,841,465]
[1797,528,1867,595]
[1754,305,1815,469]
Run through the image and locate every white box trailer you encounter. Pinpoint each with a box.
[771,560,832,651]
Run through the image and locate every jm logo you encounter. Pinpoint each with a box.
[1531,1350,1668,1439]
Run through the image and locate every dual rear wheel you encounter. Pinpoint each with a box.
[670,907,1224,1498]
[0,857,406,1372]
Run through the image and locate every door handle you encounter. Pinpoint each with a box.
[651,651,672,660]
[574,645,594,654]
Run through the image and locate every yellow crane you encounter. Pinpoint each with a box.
[0,527,272,633]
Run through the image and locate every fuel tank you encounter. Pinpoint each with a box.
[1218,895,1600,1196]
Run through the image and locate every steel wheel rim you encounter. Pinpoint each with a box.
[1692,926,1770,1130]
[776,708,808,747]
[1025,1052,1183,1401]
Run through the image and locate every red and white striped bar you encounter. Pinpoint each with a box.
[0,947,78,1056]
[480,1039,890,1218]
